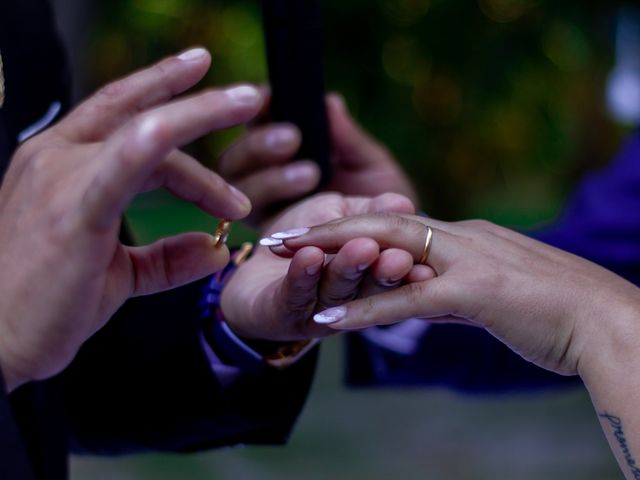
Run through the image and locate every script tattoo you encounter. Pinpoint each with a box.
[600,412,640,479]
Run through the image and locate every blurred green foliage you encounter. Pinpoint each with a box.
[91,0,628,237]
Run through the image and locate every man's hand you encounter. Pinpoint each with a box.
[218,94,419,226]
[221,193,417,341]
[0,48,260,391]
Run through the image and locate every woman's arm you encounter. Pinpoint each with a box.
[263,213,640,478]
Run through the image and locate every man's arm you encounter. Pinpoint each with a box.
[62,280,317,454]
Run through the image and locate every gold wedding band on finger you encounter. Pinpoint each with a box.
[418,226,433,265]
[213,220,232,249]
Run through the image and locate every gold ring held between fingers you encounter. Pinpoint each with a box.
[418,226,433,265]
[213,220,232,249]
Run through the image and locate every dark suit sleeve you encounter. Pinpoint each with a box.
[0,370,36,480]
[347,132,640,393]
[62,278,317,455]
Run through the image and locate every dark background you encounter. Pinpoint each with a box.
[50,0,630,477]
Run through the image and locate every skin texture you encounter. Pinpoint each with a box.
[218,94,419,227]
[218,90,425,341]
[217,73,640,478]
[0,48,262,391]
[263,212,640,480]
[221,193,418,341]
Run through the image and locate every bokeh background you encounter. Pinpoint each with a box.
[50,0,638,478]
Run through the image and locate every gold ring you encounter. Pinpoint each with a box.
[213,220,232,249]
[418,226,433,265]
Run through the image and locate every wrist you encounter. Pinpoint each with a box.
[577,294,640,388]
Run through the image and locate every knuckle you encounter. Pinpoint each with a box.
[460,218,497,234]
[322,288,357,307]
[131,114,170,145]
[95,80,127,102]
[404,281,425,305]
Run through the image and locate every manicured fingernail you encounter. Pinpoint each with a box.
[259,237,283,247]
[228,184,251,211]
[305,263,322,276]
[178,48,208,62]
[271,228,310,240]
[314,306,347,325]
[226,85,261,105]
[284,163,317,182]
[264,127,298,150]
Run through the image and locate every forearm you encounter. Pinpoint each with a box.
[579,304,640,480]
[64,280,317,454]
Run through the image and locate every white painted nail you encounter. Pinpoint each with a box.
[314,306,347,325]
[259,237,283,247]
[284,163,317,182]
[226,85,261,105]
[178,48,208,62]
[271,228,310,240]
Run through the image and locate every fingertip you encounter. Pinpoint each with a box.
[207,241,232,272]
[177,47,211,64]
[327,93,348,115]
[283,160,322,190]
[313,306,347,325]
[292,246,325,276]
[373,248,414,285]
[226,184,253,219]
[262,124,302,153]
[407,264,437,283]
[371,193,416,215]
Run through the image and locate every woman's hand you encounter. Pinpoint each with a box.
[0,48,260,391]
[264,213,640,480]
[262,214,640,377]
[221,194,418,341]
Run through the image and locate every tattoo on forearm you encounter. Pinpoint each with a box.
[600,412,640,479]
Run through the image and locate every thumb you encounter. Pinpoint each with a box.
[326,94,392,169]
[126,232,230,296]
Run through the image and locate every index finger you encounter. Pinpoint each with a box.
[60,48,212,142]
[266,214,460,274]
[81,85,263,231]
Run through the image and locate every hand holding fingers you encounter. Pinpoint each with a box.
[272,246,336,339]
[222,246,333,341]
